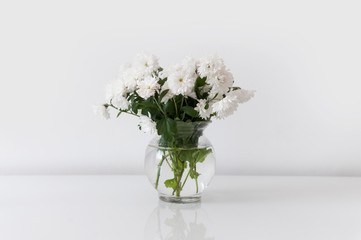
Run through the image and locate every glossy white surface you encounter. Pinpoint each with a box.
[0,175,360,240]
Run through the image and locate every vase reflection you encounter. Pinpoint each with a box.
[144,201,215,240]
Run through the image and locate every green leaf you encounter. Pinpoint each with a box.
[193,148,212,163]
[156,118,177,143]
[116,111,122,118]
[159,89,169,101]
[178,149,194,163]
[164,178,177,190]
[139,100,158,109]
[189,169,200,179]
[194,77,208,99]
[195,76,207,88]
[131,103,139,114]
[158,77,166,86]
[181,106,198,118]
[164,101,176,116]
[231,86,241,91]
[141,108,159,120]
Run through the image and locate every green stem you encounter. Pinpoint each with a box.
[173,98,178,116]
[108,104,139,117]
[165,158,173,170]
[181,170,191,190]
[155,155,166,189]
[195,165,199,193]
[175,169,184,197]
[195,177,199,193]
[169,151,185,197]
[180,97,185,120]
[180,96,184,108]
[153,97,167,117]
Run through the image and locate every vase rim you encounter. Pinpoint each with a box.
[174,120,212,124]
[174,120,211,130]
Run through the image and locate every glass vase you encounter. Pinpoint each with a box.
[145,121,216,203]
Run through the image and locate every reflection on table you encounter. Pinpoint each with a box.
[145,201,215,240]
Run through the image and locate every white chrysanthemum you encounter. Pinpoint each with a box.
[233,88,255,103]
[158,64,178,82]
[133,53,159,75]
[138,115,156,134]
[182,56,198,76]
[167,70,196,96]
[208,69,234,96]
[93,105,110,120]
[105,80,126,101]
[197,55,225,78]
[211,97,238,119]
[120,67,142,92]
[194,99,212,119]
[212,89,255,119]
[136,76,160,99]
[112,94,129,110]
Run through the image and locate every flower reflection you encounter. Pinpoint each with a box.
[145,201,215,240]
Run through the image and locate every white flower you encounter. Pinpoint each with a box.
[234,88,255,103]
[138,115,156,134]
[208,69,234,96]
[105,79,126,101]
[197,55,225,78]
[133,53,159,75]
[181,56,198,76]
[211,89,255,119]
[136,76,160,99]
[93,105,110,120]
[194,99,212,119]
[120,67,142,92]
[112,94,129,110]
[211,98,237,119]
[167,70,196,96]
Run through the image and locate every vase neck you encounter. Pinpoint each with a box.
[159,121,209,148]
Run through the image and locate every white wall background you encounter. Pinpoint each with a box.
[0,0,360,175]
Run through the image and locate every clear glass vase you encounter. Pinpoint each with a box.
[145,121,216,203]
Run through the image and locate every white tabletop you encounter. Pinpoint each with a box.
[0,175,360,240]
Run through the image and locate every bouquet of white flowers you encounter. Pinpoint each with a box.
[95,53,254,201]
[95,53,254,130]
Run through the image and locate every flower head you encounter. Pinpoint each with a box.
[194,99,212,119]
[111,94,129,110]
[136,76,160,99]
[208,69,234,96]
[138,115,156,134]
[234,88,256,103]
[181,56,198,76]
[212,89,255,119]
[133,53,159,75]
[119,67,141,92]
[167,69,196,96]
[197,55,225,79]
[105,79,126,101]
